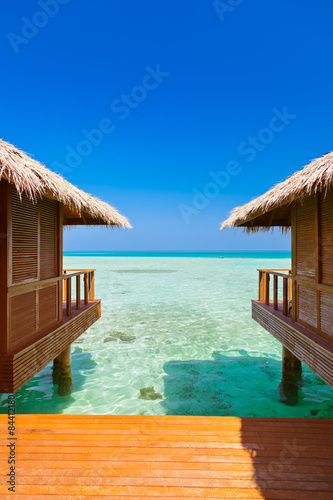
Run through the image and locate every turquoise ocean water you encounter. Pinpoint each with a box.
[1,251,333,417]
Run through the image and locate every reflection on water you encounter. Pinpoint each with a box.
[1,256,333,417]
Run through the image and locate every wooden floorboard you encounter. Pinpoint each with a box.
[0,415,332,498]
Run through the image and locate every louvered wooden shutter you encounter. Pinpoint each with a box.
[295,195,318,330]
[320,189,333,285]
[40,197,58,280]
[11,188,38,284]
[295,196,316,279]
[39,197,59,328]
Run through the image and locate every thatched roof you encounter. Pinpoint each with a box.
[221,151,333,232]
[0,138,131,228]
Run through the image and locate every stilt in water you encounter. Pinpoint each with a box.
[53,346,72,395]
[279,346,302,406]
[294,356,302,373]
[282,346,295,380]
[52,354,62,385]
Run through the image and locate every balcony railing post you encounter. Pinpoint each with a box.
[265,272,270,305]
[259,271,263,301]
[89,272,92,301]
[91,271,95,301]
[66,277,72,316]
[63,270,67,302]
[257,269,292,315]
[273,275,278,310]
[292,278,296,323]
[76,275,81,310]
[283,277,288,316]
[84,273,89,305]
[62,269,95,309]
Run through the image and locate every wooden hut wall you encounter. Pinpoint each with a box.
[293,190,333,343]
[7,184,63,353]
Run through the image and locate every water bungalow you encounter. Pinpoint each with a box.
[0,139,130,393]
[222,152,333,386]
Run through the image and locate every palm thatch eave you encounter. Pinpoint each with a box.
[221,151,333,232]
[0,138,131,228]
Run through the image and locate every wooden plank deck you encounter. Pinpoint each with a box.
[0,415,332,498]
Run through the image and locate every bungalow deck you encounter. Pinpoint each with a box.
[0,415,332,498]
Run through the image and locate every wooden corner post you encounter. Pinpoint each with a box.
[0,181,8,354]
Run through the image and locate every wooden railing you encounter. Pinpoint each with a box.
[63,269,95,316]
[258,269,292,317]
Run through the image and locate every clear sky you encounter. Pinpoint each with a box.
[1,0,333,251]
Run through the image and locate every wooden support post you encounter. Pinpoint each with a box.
[0,181,8,354]
[56,346,72,396]
[259,271,263,301]
[54,354,61,365]
[58,204,63,322]
[265,272,270,305]
[273,275,278,310]
[52,354,61,384]
[294,356,302,372]
[282,345,295,380]
[76,275,81,310]
[60,346,71,378]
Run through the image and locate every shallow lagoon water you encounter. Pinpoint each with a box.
[1,254,333,417]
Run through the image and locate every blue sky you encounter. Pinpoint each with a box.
[1,0,333,251]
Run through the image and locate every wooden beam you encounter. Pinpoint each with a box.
[268,208,278,226]
[63,218,110,226]
[241,219,290,228]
